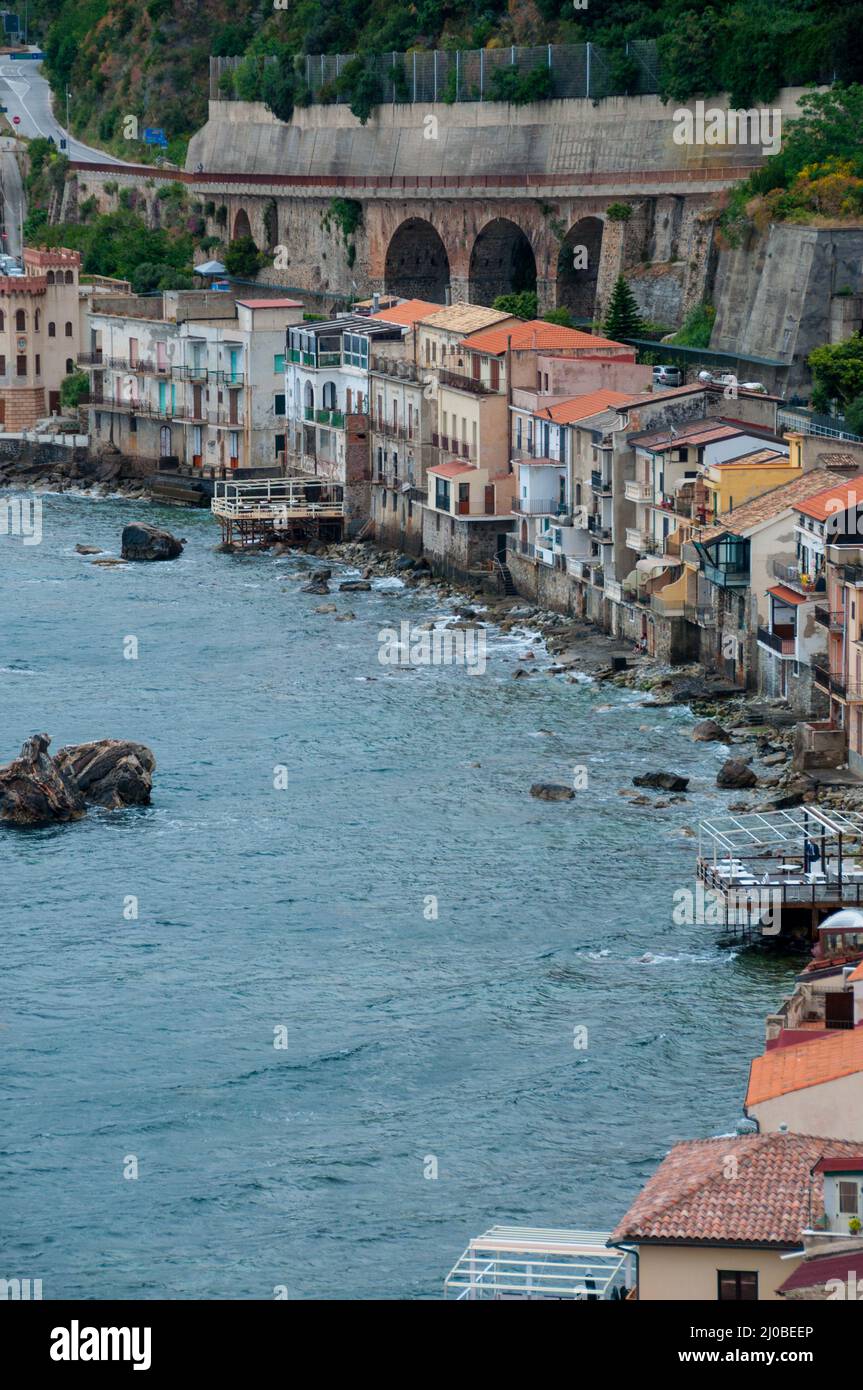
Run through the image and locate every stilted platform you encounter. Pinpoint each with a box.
[211,477,344,546]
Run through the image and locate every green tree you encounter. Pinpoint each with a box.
[493,291,538,319]
[845,394,863,436]
[809,336,863,412]
[60,370,90,409]
[224,235,263,277]
[602,276,645,339]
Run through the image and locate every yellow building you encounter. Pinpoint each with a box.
[701,447,799,518]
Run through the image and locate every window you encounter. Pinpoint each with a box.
[35,310,40,331]
[275,433,285,458]
[274,393,286,416]
[274,354,285,373]
[65,322,73,337]
[16,354,26,376]
[0,311,4,330]
[47,270,55,285]
[48,322,56,338]
[35,354,41,375]
[839,1181,860,1215]
[0,355,5,375]
[65,270,74,285]
[66,358,74,374]
[15,310,26,332]
[717,1271,758,1301]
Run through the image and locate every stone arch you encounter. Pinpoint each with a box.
[556,217,604,320]
[233,207,252,241]
[469,218,537,307]
[303,380,314,411]
[384,218,450,302]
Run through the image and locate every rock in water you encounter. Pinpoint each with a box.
[716,758,758,789]
[121,523,185,562]
[55,740,155,809]
[0,733,86,826]
[530,782,575,801]
[632,771,689,792]
[691,719,730,743]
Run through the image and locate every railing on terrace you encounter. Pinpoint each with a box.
[211,477,344,521]
[770,558,825,593]
[210,42,665,106]
[438,367,497,396]
[512,497,564,516]
[591,469,612,493]
[444,1227,634,1301]
[757,625,796,656]
[90,393,173,418]
[511,448,562,467]
[814,605,844,632]
[777,407,863,444]
[370,355,421,383]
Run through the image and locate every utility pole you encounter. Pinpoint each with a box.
[65,87,71,134]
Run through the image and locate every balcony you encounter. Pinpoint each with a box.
[173,363,210,381]
[812,662,832,691]
[684,602,712,626]
[78,351,104,367]
[624,479,652,503]
[701,561,749,588]
[771,559,826,594]
[438,366,496,396]
[90,392,173,418]
[625,527,651,552]
[815,605,844,632]
[591,469,612,494]
[512,497,565,516]
[757,625,796,657]
[842,564,863,586]
[370,355,420,383]
[315,408,345,428]
[213,370,244,387]
[587,515,612,541]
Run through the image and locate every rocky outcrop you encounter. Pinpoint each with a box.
[339,580,371,591]
[0,734,155,826]
[0,733,86,826]
[633,771,689,792]
[121,523,185,561]
[530,783,575,801]
[55,740,155,809]
[716,758,758,789]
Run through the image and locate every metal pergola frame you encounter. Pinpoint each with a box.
[444,1227,633,1300]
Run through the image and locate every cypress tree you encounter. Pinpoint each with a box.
[602,276,645,340]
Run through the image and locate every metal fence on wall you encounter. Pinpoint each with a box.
[210,41,662,105]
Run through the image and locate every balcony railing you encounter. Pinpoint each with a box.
[78,351,104,367]
[591,469,612,494]
[370,355,421,383]
[213,370,244,387]
[812,662,832,691]
[511,448,563,467]
[625,527,651,551]
[90,392,174,418]
[757,625,796,656]
[814,605,845,632]
[173,363,210,381]
[587,515,612,540]
[512,497,565,516]
[438,367,496,395]
[624,478,652,503]
[770,559,826,593]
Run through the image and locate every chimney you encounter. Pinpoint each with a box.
[372,293,380,313]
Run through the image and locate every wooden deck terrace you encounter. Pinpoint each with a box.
[211,477,345,545]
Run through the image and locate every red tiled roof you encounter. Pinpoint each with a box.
[813,1155,863,1173]
[610,1133,862,1247]
[746,1028,863,1108]
[768,584,807,606]
[370,298,443,327]
[427,461,475,478]
[543,389,632,425]
[462,320,628,355]
[848,962,863,982]
[236,298,303,309]
[778,1246,863,1295]
[794,475,863,521]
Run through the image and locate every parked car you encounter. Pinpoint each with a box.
[653,364,683,387]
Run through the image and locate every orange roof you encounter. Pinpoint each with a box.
[746,1027,863,1108]
[236,298,303,309]
[427,461,475,479]
[542,389,632,425]
[462,320,628,355]
[848,962,863,982]
[370,298,443,327]
[768,584,807,606]
[611,1133,861,1248]
[795,475,863,521]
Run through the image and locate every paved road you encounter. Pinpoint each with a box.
[0,134,24,255]
[0,60,130,165]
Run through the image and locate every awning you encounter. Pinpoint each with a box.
[635,556,667,575]
[768,584,807,606]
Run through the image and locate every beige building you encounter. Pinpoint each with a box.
[611,1132,862,1300]
[745,1025,863,1140]
[0,248,84,429]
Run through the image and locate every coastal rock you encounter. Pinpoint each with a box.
[761,751,788,766]
[339,580,372,591]
[121,523,185,562]
[301,580,331,595]
[55,740,155,809]
[313,604,337,613]
[632,771,690,792]
[0,733,86,826]
[75,544,102,555]
[530,782,575,801]
[691,719,730,743]
[716,758,758,789]
[335,612,356,622]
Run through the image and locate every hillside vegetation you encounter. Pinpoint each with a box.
[28,0,863,154]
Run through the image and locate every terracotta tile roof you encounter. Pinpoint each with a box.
[462,320,627,355]
[610,1133,862,1247]
[543,389,632,425]
[712,448,789,469]
[848,962,863,982]
[369,298,443,327]
[768,584,807,606]
[633,422,745,452]
[427,461,475,479]
[746,1027,863,1108]
[813,1155,863,1173]
[697,468,852,541]
[817,452,863,469]
[235,298,303,309]
[419,305,516,334]
[794,474,863,521]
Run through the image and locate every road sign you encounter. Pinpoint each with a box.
[143,127,168,147]
[11,115,20,125]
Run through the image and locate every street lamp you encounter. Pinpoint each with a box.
[65,87,71,133]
